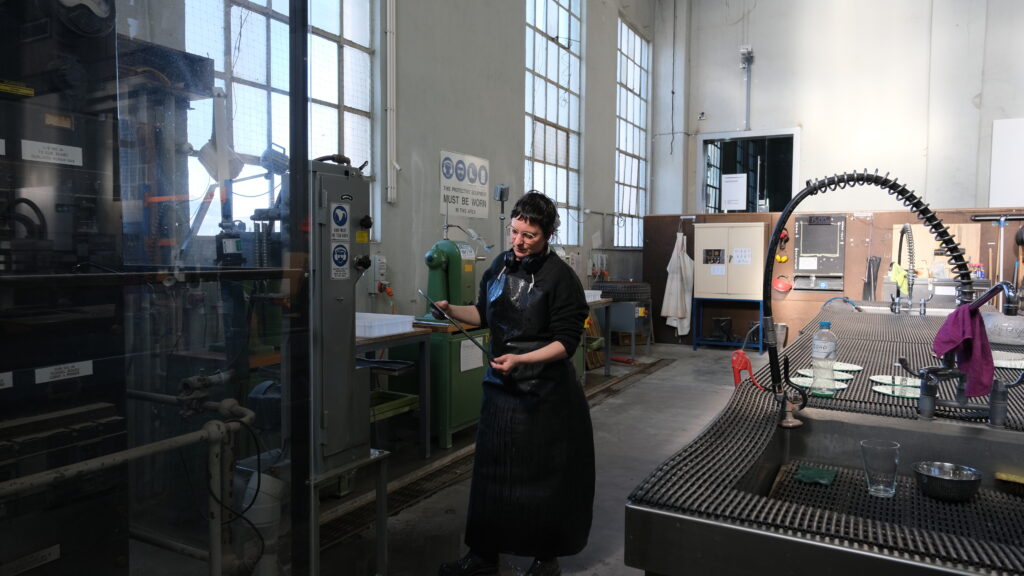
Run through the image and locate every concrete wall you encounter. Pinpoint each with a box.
[671,0,1024,215]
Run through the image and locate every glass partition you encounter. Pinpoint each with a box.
[0,1,378,573]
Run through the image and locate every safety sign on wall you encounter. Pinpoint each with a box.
[440,150,489,218]
[722,173,747,211]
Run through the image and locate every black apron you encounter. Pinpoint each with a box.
[464,257,595,558]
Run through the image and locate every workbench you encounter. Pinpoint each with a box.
[356,327,432,459]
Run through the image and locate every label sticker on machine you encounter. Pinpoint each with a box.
[331,203,351,242]
[331,242,350,279]
[21,139,83,166]
[35,361,93,384]
[798,256,818,270]
[732,248,751,265]
[460,340,484,371]
[458,243,476,261]
[0,371,12,390]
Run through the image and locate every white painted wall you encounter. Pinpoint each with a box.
[663,0,1024,215]
[379,0,655,314]
[650,0,690,214]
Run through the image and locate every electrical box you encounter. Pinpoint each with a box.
[368,254,388,294]
[693,222,765,300]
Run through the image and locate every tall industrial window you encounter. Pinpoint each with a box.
[614,19,649,247]
[184,0,373,236]
[525,0,582,245]
[704,141,722,213]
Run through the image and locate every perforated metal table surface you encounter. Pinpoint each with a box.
[626,308,1024,576]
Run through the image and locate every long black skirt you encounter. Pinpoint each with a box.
[464,362,595,558]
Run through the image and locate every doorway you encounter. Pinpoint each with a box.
[696,128,800,213]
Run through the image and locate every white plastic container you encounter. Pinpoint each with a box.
[356,313,414,338]
[584,290,602,301]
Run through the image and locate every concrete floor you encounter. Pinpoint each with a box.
[324,343,768,575]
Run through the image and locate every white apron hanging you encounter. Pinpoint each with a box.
[662,232,694,336]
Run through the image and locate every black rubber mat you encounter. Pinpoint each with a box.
[629,307,1024,574]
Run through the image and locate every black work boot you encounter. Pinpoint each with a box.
[525,558,561,576]
[437,551,499,576]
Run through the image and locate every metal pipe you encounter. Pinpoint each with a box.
[208,420,225,576]
[998,216,1006,286]
[130,527,210,562]
[127,389,256,424]
[385,0,397,204]
[968,280,1018,315]
[741,47,753,131]
[0,416,251,576]
[0,427,210,499]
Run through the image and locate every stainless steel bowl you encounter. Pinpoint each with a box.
[913,461,982,502]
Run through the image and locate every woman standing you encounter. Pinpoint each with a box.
[433,192,594,576]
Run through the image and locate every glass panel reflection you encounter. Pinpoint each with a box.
[1,1,316,573]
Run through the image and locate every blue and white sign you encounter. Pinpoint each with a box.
[440,150,490,219]
[333,205,348,227]
[331,243,350,279]
[331,203,351,242]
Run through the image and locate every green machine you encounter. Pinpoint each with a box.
[394,239,490,449]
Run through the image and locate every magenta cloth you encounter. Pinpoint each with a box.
[931,305,994,397]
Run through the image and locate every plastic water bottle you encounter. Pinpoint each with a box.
[810,320,839,397]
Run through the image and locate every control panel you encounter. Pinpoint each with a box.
[792,213,846,291]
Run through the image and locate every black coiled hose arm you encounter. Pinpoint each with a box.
[761,170,974,396]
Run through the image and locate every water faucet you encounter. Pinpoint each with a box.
[897,356,1024,427]
[918,278,935,316]
[967,280,1019,316]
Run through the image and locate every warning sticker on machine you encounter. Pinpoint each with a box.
[331,203,351,242]
[21,139,83,166]
[0,371,12,390]
[331,242,350,279]
[35,360,93,384]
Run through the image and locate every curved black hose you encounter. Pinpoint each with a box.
[896,223,915,299]
[761,170,973,395]
[10,197,48,240]
[313,154,352,166]
[11,212,39,238]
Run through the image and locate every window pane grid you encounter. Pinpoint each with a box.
[705,141,722,213]
[614,18,649,247]
[525,0,581,245]
[185,0,374,236]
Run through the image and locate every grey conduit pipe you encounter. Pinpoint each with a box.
[0,399,255,576]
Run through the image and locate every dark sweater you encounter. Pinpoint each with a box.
[474,250,588,359]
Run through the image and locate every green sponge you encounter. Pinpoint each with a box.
[795,465,837,485]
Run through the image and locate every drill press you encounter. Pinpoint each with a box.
[395,238,491,448]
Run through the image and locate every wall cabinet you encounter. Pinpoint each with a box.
[693,222,766,300]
